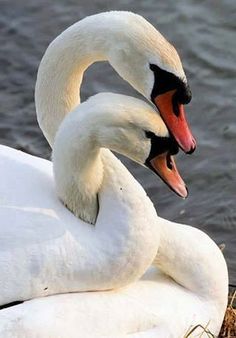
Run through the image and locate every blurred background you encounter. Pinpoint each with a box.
[0,0,235,284]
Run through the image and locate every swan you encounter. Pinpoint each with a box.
[0,92,187,306]
[35,11,196,153]
[0,94,228,337]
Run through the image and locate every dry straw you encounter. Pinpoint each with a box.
[183,292,236,337]
[219,291,236,337]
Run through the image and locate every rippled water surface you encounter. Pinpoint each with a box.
[0,1,235,283]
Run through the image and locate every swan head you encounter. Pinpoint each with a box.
[93,93,188,199]
[53,93,188,224]
[107,12,196,154]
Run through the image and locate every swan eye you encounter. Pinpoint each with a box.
[145,131,179,158]
[149,64,192,104]
[145,131,155,139]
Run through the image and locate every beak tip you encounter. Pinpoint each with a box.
[186,144,196,155]
[185,185,189,198]
[178,185,188,199]
[181,136,197,155]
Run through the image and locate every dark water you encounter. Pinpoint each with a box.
[0,1,235,284]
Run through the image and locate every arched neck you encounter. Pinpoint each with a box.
[35,19,109,147]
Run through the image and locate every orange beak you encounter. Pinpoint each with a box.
[149,152,188,198]
[154,90,196,154]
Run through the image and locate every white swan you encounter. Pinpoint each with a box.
[35,11,196,153]
[0,92,186,305]
[0,93,228,338]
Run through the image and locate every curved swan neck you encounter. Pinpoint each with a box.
[53,112,103,224]
[35,18,107,147]
[153,218,228,310]
[35,13,132,147]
